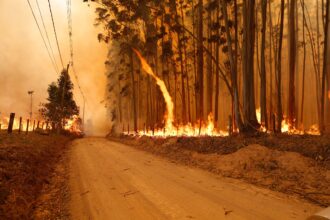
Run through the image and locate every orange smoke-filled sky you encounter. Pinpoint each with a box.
[0,0,109,135]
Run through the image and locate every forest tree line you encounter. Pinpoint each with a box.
[85,0,330,134]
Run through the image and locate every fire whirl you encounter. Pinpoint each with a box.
[133,49,228,137]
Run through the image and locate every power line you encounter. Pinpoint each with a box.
[67,0,73,60]
[47,0,65,69]
[35,0,59,73]
[26,0,59,74]
[66,0,86,103]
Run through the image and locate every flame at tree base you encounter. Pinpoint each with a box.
[129,113,228,137]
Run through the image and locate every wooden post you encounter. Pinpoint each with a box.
[26,119,30,134]
[7,113,15,134]
[32,120,36,131]
[18,117,22,134]
[228,115,233,136]
[37,121,40,129]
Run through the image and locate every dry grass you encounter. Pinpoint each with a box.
[0,131,74,219]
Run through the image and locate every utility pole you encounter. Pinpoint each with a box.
[28,90,34,120]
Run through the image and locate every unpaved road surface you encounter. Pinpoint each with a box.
[70,138,321,220]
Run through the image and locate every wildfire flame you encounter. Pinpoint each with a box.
[0,114,82,133]
[0,116,36,131]
[132,49,319,137]
[64,115,82,133]
[133,49,227,137]
[255,108,319,135]
[133,49,174,132]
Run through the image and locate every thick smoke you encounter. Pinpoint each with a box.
[0,0,110,136]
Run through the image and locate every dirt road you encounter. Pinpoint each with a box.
[69,138,321,220]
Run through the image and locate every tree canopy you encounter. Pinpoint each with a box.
[40,69,79,130]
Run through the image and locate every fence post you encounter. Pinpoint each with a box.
[18,117,22,134]
[26,119,30,135]
[7,113,15,134]
[37,121,40,129]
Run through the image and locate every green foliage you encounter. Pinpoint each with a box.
[40,69,79,129]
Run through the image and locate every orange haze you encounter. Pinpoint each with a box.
[0,0,109,135]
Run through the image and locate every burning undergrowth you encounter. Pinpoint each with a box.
[110,133,330,206]
[0,114,83,135]
[123,49,321,138]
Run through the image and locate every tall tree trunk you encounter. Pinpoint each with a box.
[169,0,187,123]
[260,0,268,129]
[288,0,297,128]
[197,0,204,122]
[180,2,191,123]
[221,0,244,131]
[276,0,285,132]
[192,0,198,122]
[214,0,220,127]
[234,0,239,131]
[206,4,213,117]
[300,0,306,127]
[294,0,300,128]
[268,0,274,130]
[321,0,330,133]
[118,80,123,123]
[130,50,138,133]
[242,0,258,131]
